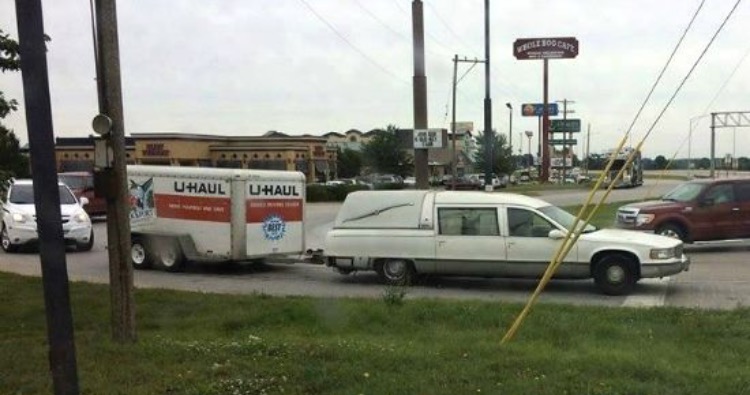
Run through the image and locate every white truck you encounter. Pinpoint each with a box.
[127,165,306,271]
[324,190,690,295]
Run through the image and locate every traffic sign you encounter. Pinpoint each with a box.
[550,139,577,145]
[521,103,559,117]
[550,119,581,133]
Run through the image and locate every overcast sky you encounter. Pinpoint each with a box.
[1,0,749,159]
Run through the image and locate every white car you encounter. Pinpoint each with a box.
[325,190,690,295]
[1,179,93,252]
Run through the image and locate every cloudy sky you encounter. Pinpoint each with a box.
[1,0,748,159]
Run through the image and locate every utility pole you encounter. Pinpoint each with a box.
[483,0,493,190]
[585,123,591,176]
[451,55,485,190]
[94,0,136,342]
[15,0,80,393]
[412,0,429,189]
[556,99,575,182]
[506,102,513,170]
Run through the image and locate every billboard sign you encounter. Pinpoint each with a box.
[514,37,579,60]
[412,128,446,149]
[521,103,559,117]
[550,119,581,133]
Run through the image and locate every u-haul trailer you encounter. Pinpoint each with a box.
[127,165,306,271]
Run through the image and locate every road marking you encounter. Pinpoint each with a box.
[622,277,671,307]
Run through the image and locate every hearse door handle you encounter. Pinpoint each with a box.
[732,207,740,212]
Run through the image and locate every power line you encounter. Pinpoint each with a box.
[354,0,409,41]
[704,43,750,112]
[624,0,706,141]
[297,0,409,84]
[641,0,741,142]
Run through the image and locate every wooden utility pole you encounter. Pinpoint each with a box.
[15,0,80,393]
[94,0,136,342]
[451,56,485,190]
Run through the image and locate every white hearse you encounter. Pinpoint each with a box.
[127,165,306,271]
[325,190,690,295]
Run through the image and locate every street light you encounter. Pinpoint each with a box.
[525,130,533,174]
[506,103,513,168]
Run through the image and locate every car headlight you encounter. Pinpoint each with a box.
[636,213,655,226]
[11,212,28,223]
[73,212,90,223]
[650,247,675,260]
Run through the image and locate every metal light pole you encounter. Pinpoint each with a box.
[525,130,533,174]
[506,102,513,168]
[483,0,493,190]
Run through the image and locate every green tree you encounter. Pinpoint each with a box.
[336,148,363,179]
[361,125,413,177]
[473,130,513,176]
[654,155,668,170]
[0,29,29,179]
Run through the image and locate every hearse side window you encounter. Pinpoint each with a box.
[438,208,499,236]
[508,208,555,238]
[704,184,735,204]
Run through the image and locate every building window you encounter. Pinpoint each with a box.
[64,153,69,158]
[84,153,89,158]
[276,153,282,158]
[126,153,130,158]
[221,154,226,159]
[74,153,79,158]
[265,154,270,159]
[232,154,238,159]
[349,136,357,142]
[253,154,258,159]
[243,154,248,159]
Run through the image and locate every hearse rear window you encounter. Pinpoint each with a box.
[438,208,499,236]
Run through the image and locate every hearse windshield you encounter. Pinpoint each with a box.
[539,205,597,233]
[662,182,704,202]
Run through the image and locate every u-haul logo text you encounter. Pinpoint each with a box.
[174,181,227,195]
[249,184,300,197]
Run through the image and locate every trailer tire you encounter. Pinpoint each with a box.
[154,238,185,272]
[377,259,415,286]
[130,236,152,270]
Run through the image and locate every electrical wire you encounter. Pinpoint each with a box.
[298,0,409,84]
[641,0,741,142]
[623,0,706,142]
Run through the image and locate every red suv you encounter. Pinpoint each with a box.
[615,178,750,242]
[58,172,107,216]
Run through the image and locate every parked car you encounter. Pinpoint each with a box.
[403,177,416,187]
[325,190,690,295]
[475,173,508,189]
[1,179,93,252]
[58,172,107,216]
[444,176,482,190]
[615,178,750,243]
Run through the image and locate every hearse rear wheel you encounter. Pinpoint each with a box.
[378,259,415,286]
[593,254,637,296]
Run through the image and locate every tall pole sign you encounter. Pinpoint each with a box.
[513,37,578,182]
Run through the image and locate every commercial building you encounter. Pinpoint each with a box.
[53,131,337,182]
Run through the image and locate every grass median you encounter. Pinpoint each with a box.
[3,272,749,394]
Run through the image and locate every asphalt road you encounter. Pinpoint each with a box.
[3,178,749,310]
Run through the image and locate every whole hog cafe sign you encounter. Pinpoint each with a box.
[513,37,578,60]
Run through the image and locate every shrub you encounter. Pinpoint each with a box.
[305,184,370,202]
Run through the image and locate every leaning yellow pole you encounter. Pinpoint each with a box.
[501,135,630,344]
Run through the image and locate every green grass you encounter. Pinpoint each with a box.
[2,272,750,394]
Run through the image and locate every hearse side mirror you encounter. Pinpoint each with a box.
[548,229,566,239]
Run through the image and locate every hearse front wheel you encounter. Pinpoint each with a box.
[593,254,637,296]
[378,259,415,286]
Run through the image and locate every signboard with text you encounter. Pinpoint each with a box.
[550,119,581,133]
[521,103,559,117]
[550,139,577,145]
[413,129,445,149]
[514,37,579,60]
